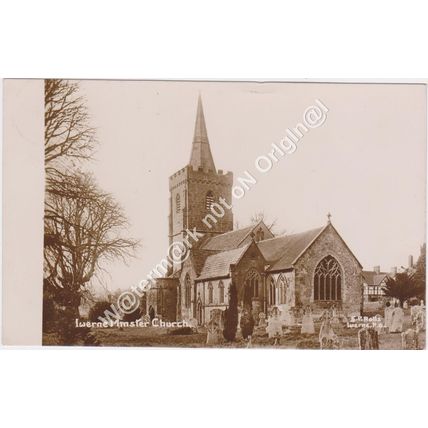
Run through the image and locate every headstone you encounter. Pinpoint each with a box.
[301,306,315,335]
[410,305,419,324]
[319,310,340,349]
[258,312,267,327]
[358,327,379,349]
[267,306,283,342]
[206,309,224,345]
[403,301,409,309]
[252,312,267,338]
[401,328,419,349]
[188,317,198,331]
[279,304,295,327]
[415,309,425,332]
[142,314,151,324]
[390,305,404,333]
[384,304,394,332]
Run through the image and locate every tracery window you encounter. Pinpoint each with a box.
[245,269,260,298]
[277,274,288,304]
[314,256,342,301]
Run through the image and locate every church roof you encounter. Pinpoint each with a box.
[198,244,250,280]
[258,226,325,271]
[203,225,254,251]
[191,249,218,276]
[362,271,390,285]
[201,225,255,251]
[189,95,216,172]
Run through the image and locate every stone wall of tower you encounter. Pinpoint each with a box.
[168,165,233,246]
[186,166,233,236]
[168,166,188,246]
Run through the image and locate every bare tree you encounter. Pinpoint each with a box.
[45,79,95,172]
[43,80,139,343]
[44,171,138,316]
[250,211,285,235]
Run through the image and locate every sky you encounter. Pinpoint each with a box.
[78,80,426,293]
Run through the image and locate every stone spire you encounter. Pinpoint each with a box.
[189,95,216,172]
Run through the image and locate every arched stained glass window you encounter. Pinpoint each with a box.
[314,256,342,301]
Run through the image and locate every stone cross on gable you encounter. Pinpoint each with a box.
[327,212,332,224]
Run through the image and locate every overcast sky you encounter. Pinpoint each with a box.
[79,81,426,293]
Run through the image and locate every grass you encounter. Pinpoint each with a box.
[43,310,425,349]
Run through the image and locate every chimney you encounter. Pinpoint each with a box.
[373,266,380,274]
[390,267,397,276]
[408,255,414,269]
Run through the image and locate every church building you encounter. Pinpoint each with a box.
[145,96,363,324]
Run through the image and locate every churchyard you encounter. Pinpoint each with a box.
[55,307,423,349]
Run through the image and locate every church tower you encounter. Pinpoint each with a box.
[168,96,233,249]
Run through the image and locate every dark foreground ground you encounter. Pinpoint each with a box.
[44,310,425,349]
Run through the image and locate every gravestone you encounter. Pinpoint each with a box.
[258,312,267,327]
[358,327,379,350]
[390,305,404,333]
[401,328,419,350]
[319,310,340,349]
[142,314,151,324]
[267,307,283,343]
[206,309,224,345]
[188,317,198,331]
[301,306,315,335]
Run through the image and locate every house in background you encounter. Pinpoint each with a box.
[362,256,414,304]
[362,266,394,302]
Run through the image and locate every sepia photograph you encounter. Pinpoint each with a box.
[33,80,426,349]
[2,4,428,428]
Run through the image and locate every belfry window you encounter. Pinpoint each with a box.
[205,191,214,210]
[314,256,342,301]
[176,193,181,213]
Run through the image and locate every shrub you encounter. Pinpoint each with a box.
[240,308,255,340]
[89,301,113,322]
[223,282,238,341]
[168,327,193,335]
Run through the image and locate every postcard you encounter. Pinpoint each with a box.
[2,79,426,349]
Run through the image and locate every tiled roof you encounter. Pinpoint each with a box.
[191,249,217,276]
[362,271,390,285]
[258,227,325,271]
[202,225,254,251]
[198,244,250,280]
